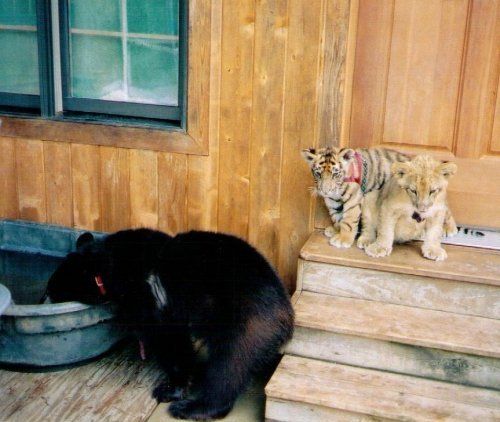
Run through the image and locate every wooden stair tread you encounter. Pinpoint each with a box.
[266,355,500,421]
[300,231,500,287]
[294,291,500,358]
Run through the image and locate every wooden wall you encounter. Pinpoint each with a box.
[0,0,354,290]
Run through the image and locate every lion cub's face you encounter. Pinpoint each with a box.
[301,147,354,196]
[391,155,456,218]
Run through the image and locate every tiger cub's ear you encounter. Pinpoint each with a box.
[438,161,457,179]
[339,148,355,162]
[391,162,411,179]
[301,148,318,165]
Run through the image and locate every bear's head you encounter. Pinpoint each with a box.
[47,232,109,304]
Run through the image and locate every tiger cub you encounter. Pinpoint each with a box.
[302,147,409,248]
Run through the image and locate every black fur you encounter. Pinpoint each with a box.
[47,229,294,421]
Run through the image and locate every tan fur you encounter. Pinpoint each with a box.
[365,154,457,261]
[302,147,408,248]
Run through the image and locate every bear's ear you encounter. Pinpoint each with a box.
[339,148,355,162]
[76,232,95,250]
[301,148,317,165]
[391,162,411,179]
[438,161,457,179]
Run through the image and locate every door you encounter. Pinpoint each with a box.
[345,0,500,229]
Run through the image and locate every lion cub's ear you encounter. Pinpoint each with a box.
[438,161,457,179]
[301,148,318,165]
[391,162,411,179]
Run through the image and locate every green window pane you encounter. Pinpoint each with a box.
[0,30,39,94]
[0,0,37,26]
[127,0,178,35]
[70,34,123,99]
[70,0,121,31]
[128,38,178,105]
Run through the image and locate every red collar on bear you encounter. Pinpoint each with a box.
[94,274,106,296]
[344,151,364,185]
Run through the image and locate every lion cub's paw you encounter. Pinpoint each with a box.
[329,232,354,248]
[365,242,392,258]
[356,235,374,250]
[324,226,336,238]
[422,245,447,261]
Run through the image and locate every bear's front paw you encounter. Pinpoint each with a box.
[356,235,375,250]
[422,245,447,261]
[329,232,354,248]
[169,399,231,421]
[365,242,392,258]
[153,381,185,403]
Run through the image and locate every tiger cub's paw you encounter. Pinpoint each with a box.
[365,242,392,258]
[329,232,354,248]
[422,244,447,261]
[356,235,375,250]
[443,220,458,238]
[324,226,336,238]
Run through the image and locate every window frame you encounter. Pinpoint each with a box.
[0,0,215,156]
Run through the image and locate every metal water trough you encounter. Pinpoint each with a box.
[0,220,126,367]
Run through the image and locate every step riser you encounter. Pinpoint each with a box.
[287,327,500,390]
[266,399,388,422]
[298,259,500,319]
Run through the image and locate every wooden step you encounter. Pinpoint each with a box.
[294,291,500,359]
[265,355,500,422]
[300,231,500,287]
[297,259,500,319]
[286,292,500,389]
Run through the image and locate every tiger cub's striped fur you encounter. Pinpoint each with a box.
[302,147,409,248]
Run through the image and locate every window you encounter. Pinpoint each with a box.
[0,0,186,126]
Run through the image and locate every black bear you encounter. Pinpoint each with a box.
[47,228,294,420]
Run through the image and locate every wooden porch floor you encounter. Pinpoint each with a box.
[0,343,264,422]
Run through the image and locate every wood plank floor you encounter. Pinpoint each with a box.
[0,344,162,422]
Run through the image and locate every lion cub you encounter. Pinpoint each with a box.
[365,155,457,261]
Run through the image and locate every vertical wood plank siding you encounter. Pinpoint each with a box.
[0,0,354,291]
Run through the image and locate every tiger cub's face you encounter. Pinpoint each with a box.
[391,155,457,218]
[302,147,354,197]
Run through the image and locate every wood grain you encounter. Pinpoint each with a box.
[187,0,222,232]
[71,144,101,230]
[288,326,500,390]
[301,231,500,287]
[217,0,256,238]
[266,355,500,421]
[349,0,395,149]
[294,291,500,358]
[100,146,130,232]
[44,141,73,227]
[455,0,500,158]
[158,153,188,235]
[278,0,323,288]
[16,139,47,222]
[248,0,288,266]
[383,0,468,150]
[0,345,162,422]
[129,150,158,229]
[0,137,18,219]
[316,0,352,147]
[299,259,500,319]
